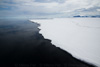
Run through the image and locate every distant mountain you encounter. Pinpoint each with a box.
[90,15,100,18]
[73,15,100,18]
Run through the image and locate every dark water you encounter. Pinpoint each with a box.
[0,19,94,67]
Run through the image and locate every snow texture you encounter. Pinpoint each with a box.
[30,18,100,67]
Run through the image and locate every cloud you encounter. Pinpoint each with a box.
[0,0,100,18]
[34,0,66,3]
[97,9,100,12]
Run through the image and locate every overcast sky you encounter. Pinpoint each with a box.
[0,0,100,18]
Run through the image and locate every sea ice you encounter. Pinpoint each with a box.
[30,18,100,67]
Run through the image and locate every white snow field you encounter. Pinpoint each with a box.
[30,18,100,67]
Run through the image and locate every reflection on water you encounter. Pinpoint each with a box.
[0,19,42,63]
[0,19,94,67]
[0,19,39,45]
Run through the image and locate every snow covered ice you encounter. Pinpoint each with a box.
[30,18,100,67]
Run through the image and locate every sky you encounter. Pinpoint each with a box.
[0,0,100,18]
